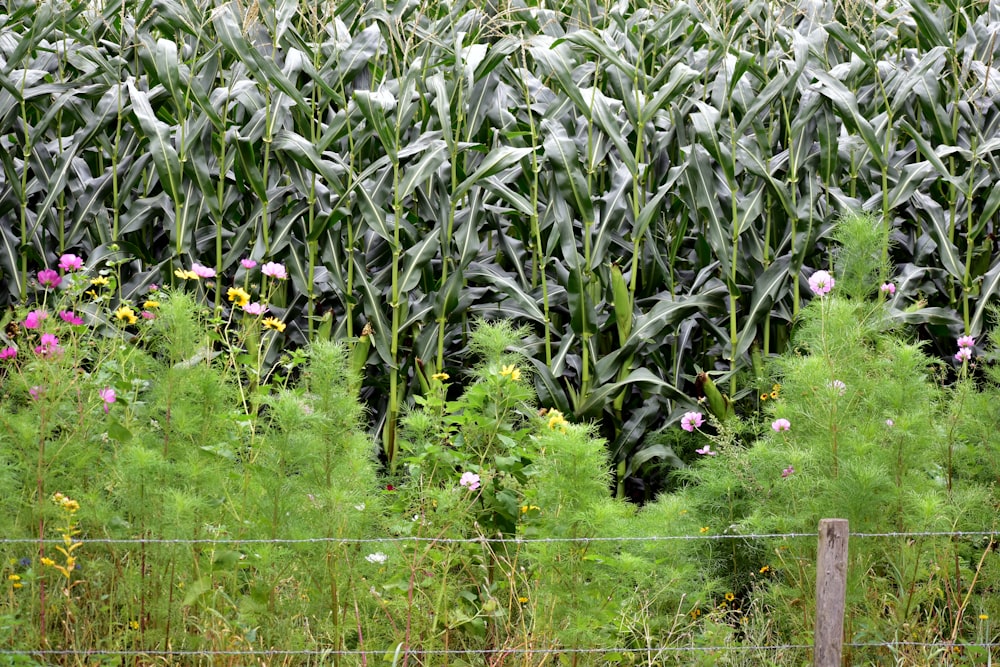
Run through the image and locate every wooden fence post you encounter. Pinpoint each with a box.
[814,518,849,667]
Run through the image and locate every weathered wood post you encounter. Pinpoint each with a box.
[814,518,849,667]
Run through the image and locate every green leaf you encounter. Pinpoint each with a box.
[126,81,183,202]
[454,146,533,201]
[542,122,594,224]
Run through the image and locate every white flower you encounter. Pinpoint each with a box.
[365,552,388,564]
[354,503,366,511]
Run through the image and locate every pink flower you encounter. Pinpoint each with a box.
[141,311,155,320]
[808,270,834,297]
[148,284,159,292]
[955,347,972,362]
[0,346,16,360]
[24,310,46,329]
[242,302,267,315]
[459,471,481,491]
[29,386,41,401]
[886,419,894,427]
[781,465,795,478]
[957,335,975,349]
[58,254,84,272]
[261,262,288,279]
[827,379,846,395]
[58,310,83,326]
[98,387,116,413]
[772,418,791,432]
[37,269,61,289]
[695,445,717,456]
[34,334,61,358]
[241,258,257,269]
[191,263,216,278]
[680,411,705,432]
[880,282,895,295]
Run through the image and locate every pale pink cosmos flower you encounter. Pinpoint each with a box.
[241,258,257,269]
[29,386,42,401]
[459,471,481,491]
[695,445,717,456]
[98,387,116,413]
[37,269,61,289]
[0,346,15,360]
[58,310,83,326]
[261,262,288,279]
[808,270,834,296]
[24,310,47,330]
[772,418,791,432]
[957,335,975,349]
[242,302,267,315]
[781,465,795,478]
[680,411,705,432]
[191,263,216,278]
[886,419,894,427]
[58,254,84,272]
[955,347,972,362]
[880,283,895,295]
[827,379,846,395]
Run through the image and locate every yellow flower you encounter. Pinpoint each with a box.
[772,383,781,391]
[431,372,450,381]
[500,364,521,381]
[520,505,540,514]
[7,575,19,582]
[980,614,989,620]
[129,620,140,630]
[90,276,110,287]
[143,300,160,309]
[759,565,770,574]
[725,592,735,602]
[760,393,768,401]
[227,287,250,307]
[40,557,55,567]
[262,317,286,333]
[517,596,529,604]
[174,269,199,280]
[770,390,779,399]
[690,608,701,618]
[115,305,137,325]
[547,409,568,431]
[699,527,709,534]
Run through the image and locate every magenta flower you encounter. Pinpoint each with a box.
[781,465,795,478]
[24,310,46,330]
[58,254,84,272]
[148,284,159,292]
[680,411,705,432]
[0,346,15,360]
[772,418,791,432]
[459,471,481,491]
[241,258,257,269]
[880,282,895,296]
[191,263,216,279]
[957,335,975,349]
[261,262,288,279]
[37,269,61,289]
[695,445,717,456]
[141,311,155,320]
[955,347,972,362]
[29,386,42,401]
[98,387,116,413]
[58,310,83,326]
[808,270,834,297]
[242,302,267,315]
[34,334,61,358]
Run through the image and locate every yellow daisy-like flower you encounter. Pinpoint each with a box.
[700,527,710,534]
[770,390,779,399]
[143,300,160,309]
[759,565,770,574]
[772,383,781,391]
[90,276,110,287]
[174,268,199,280]
[760,393,768,401]
[431,372,450,381]
[500,364,521,381]
[520,504,540,514]
[725,592,735,602]
[547,409,568,431]
[40,557,55,567]
[980,614,989,620]
[115,305,138,325]
[7,574,19,582]
[262,317,286,333]
[517,596,529,604]
[129,620,140,630]
[227,287,250,307]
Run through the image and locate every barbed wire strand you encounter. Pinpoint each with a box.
[0,530,995,546]
[0,641,995,657]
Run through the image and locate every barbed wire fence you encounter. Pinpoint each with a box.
[0,524,997,664]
